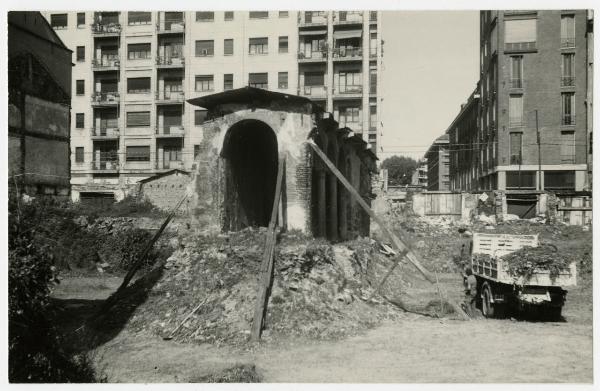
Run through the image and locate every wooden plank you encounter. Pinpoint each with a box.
[251,157,285,342]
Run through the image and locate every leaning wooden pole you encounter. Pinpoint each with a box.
[307,141,470,320]
[251,157,286,341]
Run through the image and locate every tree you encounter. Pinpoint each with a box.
[381,155,418,186]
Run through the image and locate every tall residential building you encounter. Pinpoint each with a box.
[425,134,450,191]
[43,10,382,202]
[476,10,590,192]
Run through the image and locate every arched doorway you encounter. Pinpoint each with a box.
[221,119,278,230]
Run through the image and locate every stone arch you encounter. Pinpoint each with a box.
[220,119,278,230]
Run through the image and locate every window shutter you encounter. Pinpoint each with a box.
[126,111,150,127]
[224,39,234,55]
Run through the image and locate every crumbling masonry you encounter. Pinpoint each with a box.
[187,87,377,240]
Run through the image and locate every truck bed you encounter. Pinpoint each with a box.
[471,233,577,287]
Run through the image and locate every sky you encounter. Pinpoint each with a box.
[380,11,480,161]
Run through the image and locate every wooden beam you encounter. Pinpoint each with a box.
[251,157,285,341]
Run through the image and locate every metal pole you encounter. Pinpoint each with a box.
[536,110,542,191]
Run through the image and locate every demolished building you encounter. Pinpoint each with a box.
[187,87,377,240]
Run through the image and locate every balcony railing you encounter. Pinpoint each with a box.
[561,37,576,48]
[509,78,523,88]
[155,90,185,102]
[298,11,328,26]
[332,47,363,59]
[561,76,575,87]
[91,92,120,104]
[339,121,363,131]
[561,154,576,163]
[156,55,185,67]
[334,85,363,94]
[91,127,120,137]
[298,85,327,96]
[155,125,185,136]
[156,19,185,32]
[504,41,536,52]
[334,11,363,24]
[92,58,120,69]
[561,114,576,125]
[156,160,185,170]
[92,156,119,171]
[297,50,327,60]
[91,23,121,35]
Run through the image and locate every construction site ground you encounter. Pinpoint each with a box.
[50,216,593,383]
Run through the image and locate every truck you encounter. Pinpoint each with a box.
[470,233,577,320]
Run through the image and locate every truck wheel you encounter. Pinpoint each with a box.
[481,283,495,318]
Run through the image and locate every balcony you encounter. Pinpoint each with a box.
[156,19,185,34]
[155,125,185,137]
[155,90,185,104]
[298,11,328,27]
[92,58,120,71]
[91,92,120,106]
[339,121,363,132]
[91,127,120,139]
[504,41,536,53]
[156,160,185,170]
[333,11,363,25]
[92,157,119,172]
[509,78,523,89]
[298,85,327,99]
[333,85,363,99]
[369,48,377,58]
[561,76,575,87]
[156,55,185,68]
[297,50,327,62]
[332,47,363,61]
[91,23,121,36]
[561,114,576,126]
[561,37,576,48]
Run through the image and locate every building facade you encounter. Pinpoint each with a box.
[477,10,590,192]
[425,134,450,191]
[43,10,381,202]
[8,11,72,199]
[411,159,428,189]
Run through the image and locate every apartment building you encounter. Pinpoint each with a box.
[411,159,428,189]
[43,10,381,202]
[476,10,590,192]
[425,134,450,191]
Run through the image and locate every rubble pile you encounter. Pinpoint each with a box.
[116,229,404,346]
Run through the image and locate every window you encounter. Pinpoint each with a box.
[126,146,150,162]
[305,72,325,86]
[370,11,378,22]
[544,171,575,190]
[339,106,361,125]
[278,36,288,53]
[278,72,288,89]
[76,46,85,61]
[128,43,151,60]
[224,74,233,90]
[370,68,377,94]
[194,145,201,159]
[506,171,536,189]
[370,32,378,56]
[126,111,150,127]
[248,73,268,89]
[561,92,575,125]
[76,80,85,95]
[279,11,289,18]
[224,11,234,21]
[509,132,522,164]
[195,40,214,56]
[561,53,575,86]
[249,37,268,54]
[196,12,214,22]
[128,12,151,25]
[249,11,269,19]
[510,56,523,88]
[224,39,234,55]
[77,12,85,27]
[164,145,182,162]
[504,19,537,51]
[195,75,214,91]
[561,14,576,47]
[75,113,84,129]
[370,106,377,130]
[75,147,84,163]
[194,110,207,125]
[560,131,576,163]
[50,14,67,29]
[508,95,523,126]
[338,71,362,93]
[127,77,150,93]
[100,79,118,93]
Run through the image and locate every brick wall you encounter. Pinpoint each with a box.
[139,171,192,214]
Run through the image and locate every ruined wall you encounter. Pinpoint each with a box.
[139,171,192,214]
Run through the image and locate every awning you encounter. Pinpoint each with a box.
[333,30,362,40]
[299,29,327,36]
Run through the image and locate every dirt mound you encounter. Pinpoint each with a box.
[111,229,405,346]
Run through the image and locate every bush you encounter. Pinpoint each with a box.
[98,227,157,271]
